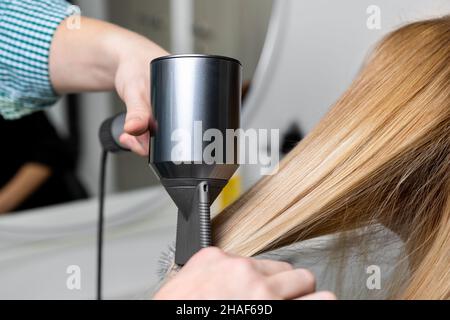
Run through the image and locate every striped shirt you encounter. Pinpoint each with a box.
[0,0,71,120]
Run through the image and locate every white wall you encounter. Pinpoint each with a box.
[245,0,450,131]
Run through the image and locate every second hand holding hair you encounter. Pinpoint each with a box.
[154,247,336,300]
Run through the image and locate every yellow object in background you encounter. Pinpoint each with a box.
[219,173,242,210]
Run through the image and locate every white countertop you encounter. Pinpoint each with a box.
[0,186,177,299]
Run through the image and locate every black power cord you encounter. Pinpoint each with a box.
[97,150,108,300]
[97,112,129,300]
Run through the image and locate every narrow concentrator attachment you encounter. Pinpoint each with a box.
[175,181,210,265]
[161,178,228,265]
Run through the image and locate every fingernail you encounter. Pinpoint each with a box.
[319,292,337,300]
[126,116,143,123]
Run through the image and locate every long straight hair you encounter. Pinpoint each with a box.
[212,16,450,299]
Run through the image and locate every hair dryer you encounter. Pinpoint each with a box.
[150,54,242,265]
[100,54,242,267]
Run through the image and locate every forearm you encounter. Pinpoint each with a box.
[0,0,168,155]
[49,16,168,94]
[0,163,51,213]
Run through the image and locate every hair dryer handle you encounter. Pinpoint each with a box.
[99,112,130,153]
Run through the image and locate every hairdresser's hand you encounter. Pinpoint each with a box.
[50,17,168,156]
[154,247,336,300]
[114,35,168,156]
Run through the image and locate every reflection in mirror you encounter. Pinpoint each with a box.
[0,112,88,215]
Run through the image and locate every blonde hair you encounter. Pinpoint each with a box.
[212,16,450,299]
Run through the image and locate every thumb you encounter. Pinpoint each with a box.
[123,90,153,136]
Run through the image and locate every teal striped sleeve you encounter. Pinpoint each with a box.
[0,0,72,120]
